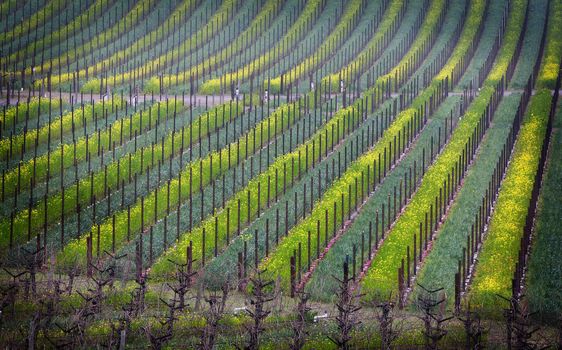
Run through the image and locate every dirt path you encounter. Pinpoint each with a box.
[0,90,236,107]
[2,89,557,107]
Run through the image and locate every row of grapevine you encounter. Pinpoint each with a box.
[146,0,429,278]
[304,0,485,300]
[361,0,527,300]
[78,0,247,92]
[258,0,452,288]
[468,0,560,311]
[413,0,552,310]
[171,0,326,94]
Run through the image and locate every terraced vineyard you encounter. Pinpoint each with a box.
[0,0,561,348]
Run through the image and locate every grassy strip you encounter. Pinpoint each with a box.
[0,99,226,250]
[322,0,405,90]
[56,100,304,269]
[413,94,520,303]
[307,0,478,299]
[360,0,525,299]
[468,90,550,309]
[30,0,196,80]
[236,2,464,298]
[527,99,562,318]
[1,97,62,134]
[0,0,18,17]
[79,0,246,92]
[153,0,447,279]
[468,0,561,311]
[7,0,113,64]
[260,0,449,289]
[154,0,318,93]
[31,0,158,85]
[536,0,562,89]
[360,0,451,113]
[258,104,421,290]
[197,0,454,286]
[190,0,325,94]
[150,95,379,277]
[1,99,167,198]
[525,9,562,315]
[414,0,549,305]
[0,0,68,44]
[361,0,423,92]
[268,0,366,93]
[0,97,123,162]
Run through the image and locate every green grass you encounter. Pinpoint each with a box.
[24,0,190,74]
[28,0,158,76]
[5,0,113,64]
[413,94,521,304]
[0,100,227,250]
[468,89,549,310]
[112,98,335,273]
[78,0,244,92]
[305,0,478,300]
[260,0,449,290]
[55,100,255,269]
[150,100,366,277]
[413,0,548,307]
[527,99,562,320]
[0,97,124,162]
[307,96,462,301]
[468,0,562,312]
[164,0,318,94]
[322,0,405,91]
[0,0,68,44]
[1,97,63,136]
[268,0,366,93]
[536,0,562,89]
[360,0,528,300]
[1,99,165,199]
[196,0,442,287]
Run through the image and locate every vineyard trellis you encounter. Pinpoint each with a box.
[0,0,561,347]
